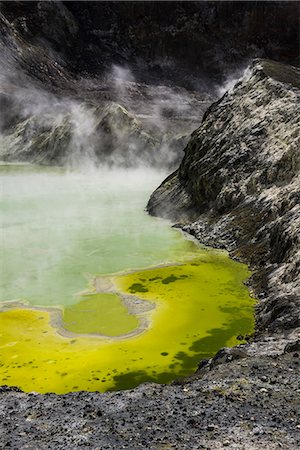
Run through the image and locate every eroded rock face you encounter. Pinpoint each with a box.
[0,101,161,167]
[0,92,203,169]
[1,1,298,86]
[148,59,300,332]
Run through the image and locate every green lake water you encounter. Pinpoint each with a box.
[0,164,255,393]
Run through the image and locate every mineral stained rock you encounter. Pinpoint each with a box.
[148,59,300,333]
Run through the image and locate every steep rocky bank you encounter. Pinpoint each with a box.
[148,59,300,335]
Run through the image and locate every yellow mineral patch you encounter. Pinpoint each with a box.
[0,255,255,394]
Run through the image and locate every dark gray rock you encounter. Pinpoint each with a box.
[210,346,248,366]
[284,340,300,353]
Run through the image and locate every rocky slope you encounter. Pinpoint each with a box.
[0,101,160,167]
[148,59,300,335]
[1,1,298,87]
[0,86,208,169]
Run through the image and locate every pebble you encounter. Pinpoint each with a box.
[259,388,268,393]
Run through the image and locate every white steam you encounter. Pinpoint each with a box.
[0,65,99,168]
[110,64,136,96]
[1,54,213,170]
[218,65,252,97]
[0,20,218,172]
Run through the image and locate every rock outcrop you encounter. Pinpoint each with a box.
[148,59,300,333]
[0,101,158,167]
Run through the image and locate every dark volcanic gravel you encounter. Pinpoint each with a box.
[0,351,299,449]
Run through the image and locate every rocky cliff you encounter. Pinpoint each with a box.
[148,59,300,333]
[0,1,298,87]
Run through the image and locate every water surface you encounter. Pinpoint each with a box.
[0,164,255,393]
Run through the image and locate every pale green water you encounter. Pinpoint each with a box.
[0,164,255,393]
[0,164,197,308]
